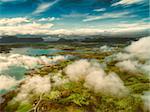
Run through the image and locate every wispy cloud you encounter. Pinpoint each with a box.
[112,0,143,6]
[0,0,26,3]
[0,17,30,25]
[38,17,60,22]
[0,17,53,35]
[0,0,22,2]
[32,0,60,15]
[83,11,134,22]
[93,8,106,12]
[62,12,89,18]
[0,0,25,4]
[0,17,149,36]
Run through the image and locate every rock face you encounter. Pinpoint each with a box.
[0,36,44,43]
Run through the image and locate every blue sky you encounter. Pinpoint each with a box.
[0,0,149,35]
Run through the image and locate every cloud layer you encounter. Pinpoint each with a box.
[65,60,129,97]
[0,53,67,73]
[0,17,53,35]
[0,17,149,36]
[115,36,150,77]
[0,53,68,94]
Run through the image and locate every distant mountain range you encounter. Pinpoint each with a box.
[0,33,149,44]
[0,35,44,43]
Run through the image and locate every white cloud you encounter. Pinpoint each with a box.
[48,28,104,36]
[125,36,150,60]
[0,23,53,35]
[65,60,91,81]
[14,75,51,102]
[83,11,133,22]
[0,17,59,25]
[38,17,59,22]
[0,17,149,36]
[100,45,116,52]
[0,53,67,73]
[93,8,106,12]
[116,60,139,73]
[0,17,62,35]
[62,12,89,18]
[110,22,150,33]
[112,0,143,6]
[84,72,129,97]
[65,60,129,97]
[0,75,18,90]
[0,19,53,35]
[0,17,30,25]
[0,20,104,35]
[32,0,60,15]
[0,0,24,2]
[115,36,150,78]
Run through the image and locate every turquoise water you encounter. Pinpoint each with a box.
[0,86,16,95]
[2,66,27,80]
[0,66,27,94]
[1,47,62,94]
[1,47,59,80]
[0,47,70,95]
[10,47,63,56]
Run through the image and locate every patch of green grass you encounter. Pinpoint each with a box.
[16,102,32,112]
[60,93,90,106]
[5,101,20,112]
[95,95,143,112]
[128,83,150,94]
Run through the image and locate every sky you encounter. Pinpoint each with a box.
[0,0,149,35]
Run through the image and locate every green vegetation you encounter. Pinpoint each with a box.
[1,43,150,112]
